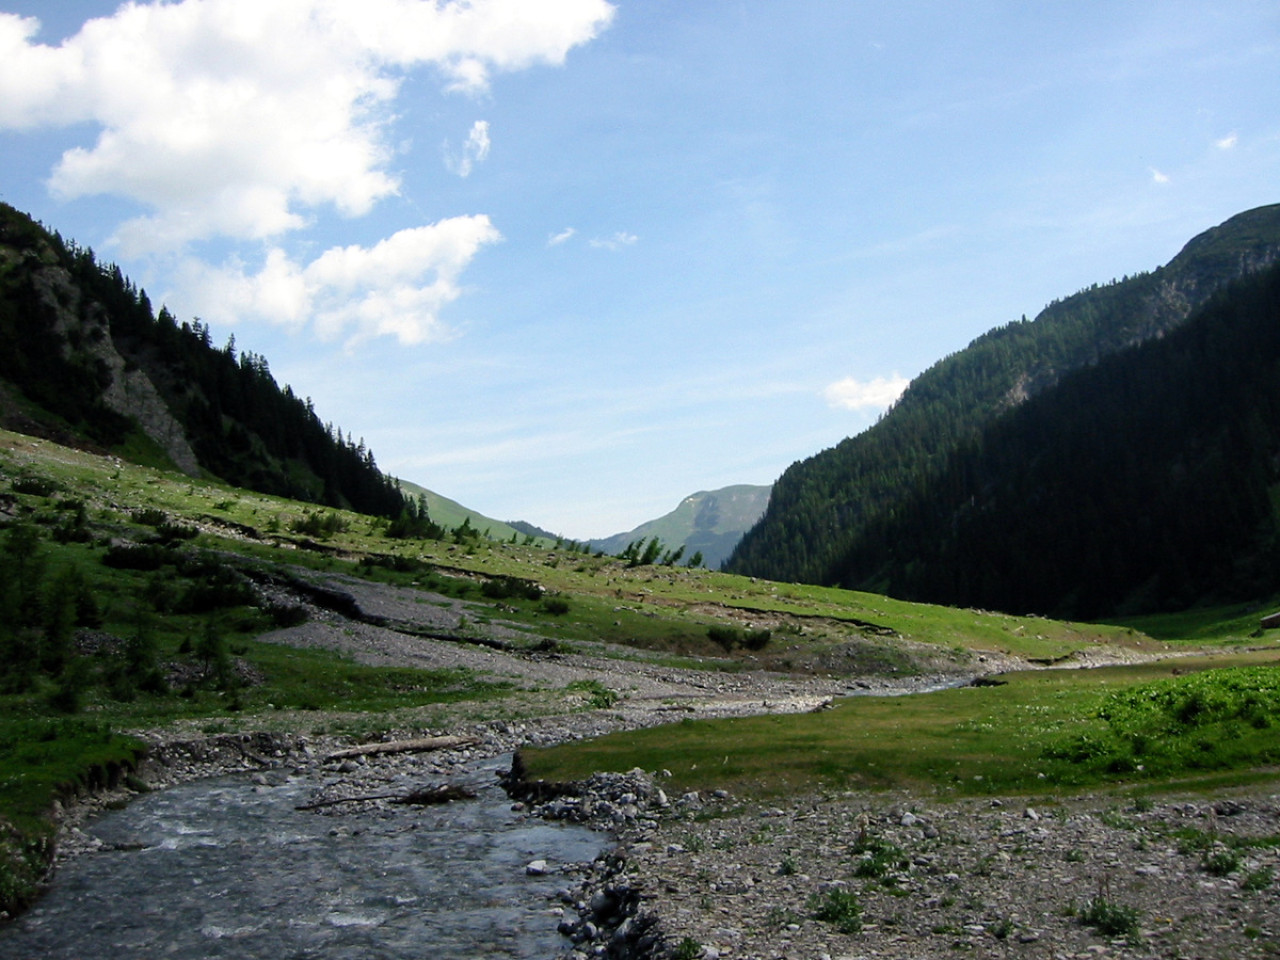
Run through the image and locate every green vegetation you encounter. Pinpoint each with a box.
[1077,895,1142,938]
[809,887,863,934]
[588,484,771,571]
[829,261,1280,621]
[729,204,1280,621]
[521,656,1280,797]
[0,201,408,518]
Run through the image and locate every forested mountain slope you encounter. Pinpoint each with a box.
[727,204,1280,589]
[0,203,407,517]
[836,261,1280,619]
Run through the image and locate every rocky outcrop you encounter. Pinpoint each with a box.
[30,263,200,475]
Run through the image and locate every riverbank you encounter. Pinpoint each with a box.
[521,765,1280,960]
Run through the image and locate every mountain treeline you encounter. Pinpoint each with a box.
[0,203,407,518]
[727,204,1280,604]
[837,261,1280,619]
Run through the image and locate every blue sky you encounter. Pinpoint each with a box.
[1,1,1277,538]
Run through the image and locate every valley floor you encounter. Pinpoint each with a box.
[45,569,1280,960]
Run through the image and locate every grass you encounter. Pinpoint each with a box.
[520,656,1280,797]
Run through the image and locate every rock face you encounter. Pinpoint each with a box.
[30,262,201,475]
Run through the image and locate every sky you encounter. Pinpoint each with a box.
[1,1,1277,540]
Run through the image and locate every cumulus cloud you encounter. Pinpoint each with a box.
[589,231,638,251]
[547,226,576,246]
[0,0,614,251]
[823,374,909,411]
[445,120,491,177]
[1215,131,1238,150]
[178,215,502,346]
[1149,167,1171,185]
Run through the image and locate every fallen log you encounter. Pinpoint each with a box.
[296,783,477,811]
[323,735,480,762]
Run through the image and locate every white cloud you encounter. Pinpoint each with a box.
[1215,131,1238,150]
[589,231,638,251]
[445,120,491,177]
[0,0,614,251]
[823,374,909,411]
[178,215,502,346]
[547,226,576,246]
[1149,167,1171,185]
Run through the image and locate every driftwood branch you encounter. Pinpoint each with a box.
[323,735,480,762]
[296,783,477,811]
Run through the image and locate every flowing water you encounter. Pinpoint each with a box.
[0,757,605,960]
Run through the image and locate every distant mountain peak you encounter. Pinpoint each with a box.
[589,483,772,569]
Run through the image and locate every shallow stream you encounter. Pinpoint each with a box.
[0,757,604,959]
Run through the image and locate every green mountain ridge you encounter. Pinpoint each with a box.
[396,479,558,547]
[843,260,1280,618]
[728,203,1280,602]
[589,484,772,569]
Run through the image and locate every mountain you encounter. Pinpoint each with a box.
[727,204,1280,590]
[590,484,772,569]
[836,260,1280,619]
[0,202,407,518]
[395,480,557,546]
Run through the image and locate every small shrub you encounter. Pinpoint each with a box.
[155,522,198,542]
[565,679,618,709]
[11,476,59,496]
[672,937,702,960]
[810,887,862,934]
[707,625,743,652]
[1201,849,1241,877]
[1078,895,1141,937]
[264,602,309,628]
[543,596,571,615]
[1242,867,1274,892]
[480,576,542,601]
[102,543,176,570]
[289,511,349,538]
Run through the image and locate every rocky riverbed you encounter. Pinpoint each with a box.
[524,769,1280,960]
[37,569,1280,960]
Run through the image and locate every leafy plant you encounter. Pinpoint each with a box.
[565,679,618,709]
[809,887,862,934]
[1078,895,1141,937]
[542,596,571,615]
[1201,849,1241,877]
[1241,867,1274,892]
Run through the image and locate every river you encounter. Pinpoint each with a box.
[0,756,606,960]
